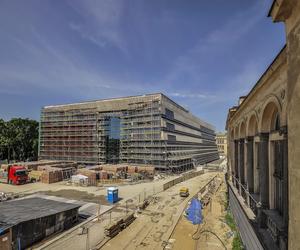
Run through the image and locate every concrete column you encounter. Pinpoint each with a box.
[239,139,245,197]
[234,140,239,188]
[237,140,242,194]
[257,133,269,228]
[239,139,245,184]
[258,133,269,209]
[246,136,254,193]
[282,135,288,230]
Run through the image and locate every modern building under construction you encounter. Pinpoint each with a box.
[39,93,219,171]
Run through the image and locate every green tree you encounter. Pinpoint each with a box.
[0,118,39,162]
[0,119,7,160]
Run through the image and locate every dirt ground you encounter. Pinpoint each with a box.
[40,189,110,205]
[0,174,176,203]
[171,178,233,250]
[101,172,218,250]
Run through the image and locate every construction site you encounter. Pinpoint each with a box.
[0,94,226,250]
[0,157,232,250]
[39,93,219,172]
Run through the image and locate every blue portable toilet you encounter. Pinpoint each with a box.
[107,187,118,203]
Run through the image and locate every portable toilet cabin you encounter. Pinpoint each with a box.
[107,187,118,203]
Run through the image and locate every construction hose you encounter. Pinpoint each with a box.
[192,227,227,250]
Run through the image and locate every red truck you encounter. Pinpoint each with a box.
[0,165,29,184]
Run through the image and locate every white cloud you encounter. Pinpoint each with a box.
[169,92,211,99]
[0,27,142,99]
[69,22,106,48]
[67,0,127,54]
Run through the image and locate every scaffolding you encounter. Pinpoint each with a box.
[39,94,219,171]
[119,96,166,166]
[39,108,99,164]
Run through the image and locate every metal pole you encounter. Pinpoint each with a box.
[98,203,101,221]
[86,228,89,250]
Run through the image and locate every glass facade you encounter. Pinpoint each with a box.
[105,117,121,163]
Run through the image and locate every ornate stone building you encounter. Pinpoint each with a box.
[226,1,300,249]
[216,132,227,156]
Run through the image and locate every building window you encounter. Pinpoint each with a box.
[165,108,174,119]
[106,117,121,163]
[168,135,176,142]
[274,140,283,215]
[166,122,175,131]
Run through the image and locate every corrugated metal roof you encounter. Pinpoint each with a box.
[0,197,81,228]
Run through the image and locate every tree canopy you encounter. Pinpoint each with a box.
[0,118,39,163]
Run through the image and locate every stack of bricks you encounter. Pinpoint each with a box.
[127,165,137,174]
[39,165,76,184]
[86,165,102,171]
[101,165,126,174]
[41,170,63,184]
[99,170,108,180]
[136,165,155,178]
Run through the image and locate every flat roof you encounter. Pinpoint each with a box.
[43,93,162,109]
[0,197,80,230]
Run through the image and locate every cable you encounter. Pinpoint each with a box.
[193,229,227,250]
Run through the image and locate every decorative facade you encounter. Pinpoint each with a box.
[226,0,300,249]
[216,132,227,156]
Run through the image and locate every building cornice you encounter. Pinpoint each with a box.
[227,46,286,127]
[268,0,294,22]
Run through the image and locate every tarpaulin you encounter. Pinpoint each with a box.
[186,198,202,224]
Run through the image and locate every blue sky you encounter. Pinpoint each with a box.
[0,0,285,131]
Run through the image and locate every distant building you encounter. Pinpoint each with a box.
[226,1,300,249]
[216,132,227,156]
[0,197,80,249]
[39,93,219,172]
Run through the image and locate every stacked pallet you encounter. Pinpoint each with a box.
[86,165,102,171]
[101,165,126,174]
[100,170,108,180]
[127,165,137,174]
[50,162,77,169]
[37,165,58,171]
[136,165,155,174]
[135,165,155,179]
[41,170,63,184]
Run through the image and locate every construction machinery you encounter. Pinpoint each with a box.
[179,187,189,197]
[0,165,29,185]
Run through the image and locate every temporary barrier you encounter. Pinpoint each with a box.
[163,170,204,191]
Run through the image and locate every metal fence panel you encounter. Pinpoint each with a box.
[228,185,264,250]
